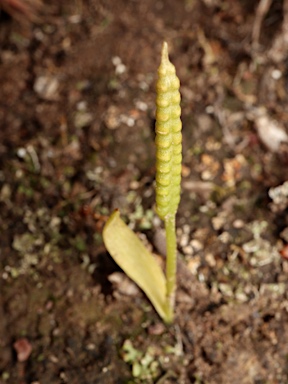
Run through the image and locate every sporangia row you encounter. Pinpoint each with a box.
[155,42,182,220]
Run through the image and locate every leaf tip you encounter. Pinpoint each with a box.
[103,209,120,238]
[161,41,169,62]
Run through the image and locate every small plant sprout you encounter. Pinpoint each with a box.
[103,42,182,323]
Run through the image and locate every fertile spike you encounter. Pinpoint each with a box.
[155,42,182,220]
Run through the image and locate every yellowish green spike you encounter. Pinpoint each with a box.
[155,42,182,221]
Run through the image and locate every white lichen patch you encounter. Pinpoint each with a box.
[242,220,279,266]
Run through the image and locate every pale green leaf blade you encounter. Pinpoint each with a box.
[103,210,167,321]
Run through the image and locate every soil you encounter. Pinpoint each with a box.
[1,0,288,383]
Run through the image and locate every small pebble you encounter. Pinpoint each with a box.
[112,56,126,75]
[218,283,233,297]
[235,290,248,302]
[181,165,191,177]
[190,239,203,251]
[205,252,216,267]
[218,231,231,244]
[105,106,120,130]
[271,69,282,80]
[187,256,201,275]
[13,338,32,362]
[205,105,214,114]
[211,216,225,231]
[120,114,135,127]
[76,101,87,111]
[17,148,26,158]
[280,227,288,242]
[182,224,191,234]
[182,245,194,255]
[129,180,140,189]
[180,234,189,247]
[135,100,148,111]
[148,323,166,335]
[233,219,245,229]
[34,75,59,100]
[201,170,213,180]
[86,343,96,350]
[49,355,59,363]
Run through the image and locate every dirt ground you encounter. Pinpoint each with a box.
[1,0,288,383]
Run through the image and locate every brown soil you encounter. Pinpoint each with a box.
[1,1,288,383]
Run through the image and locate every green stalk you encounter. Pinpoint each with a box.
[164,215,177,323]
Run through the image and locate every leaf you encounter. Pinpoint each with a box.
[102,210,168,321]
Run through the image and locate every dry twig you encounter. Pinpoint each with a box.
[0,0,42,22]
[252,0,273,48]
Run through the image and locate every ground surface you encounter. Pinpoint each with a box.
[1,0,288,383]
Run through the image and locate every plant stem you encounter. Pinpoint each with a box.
[164,214,177,323]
